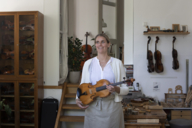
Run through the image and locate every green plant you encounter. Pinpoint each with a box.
[0,99,12,116]
[68,36,84,71]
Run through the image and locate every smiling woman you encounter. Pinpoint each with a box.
[75,33,128,128]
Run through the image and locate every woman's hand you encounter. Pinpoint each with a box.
[106,84,120,93]
[76,99,89,109]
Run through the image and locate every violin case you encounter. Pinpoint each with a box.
[40,98,58,128]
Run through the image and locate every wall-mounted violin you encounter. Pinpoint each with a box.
[147,36,154,73]
[154,36,164,73]
[80,32,92,70]
[172,36,179,70]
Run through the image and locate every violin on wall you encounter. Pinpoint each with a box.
[154,36,164,73]
[80,32,92,70]
[172,36,179,70]
[147,36,154,73]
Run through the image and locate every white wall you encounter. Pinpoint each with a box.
[125,0,192,101]
[68,0,100,46]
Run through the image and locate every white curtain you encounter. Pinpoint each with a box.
[59,0,68,84]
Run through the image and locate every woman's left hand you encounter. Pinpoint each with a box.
[106,84,118,93]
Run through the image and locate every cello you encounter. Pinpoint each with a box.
[77,78,135,105]
[172,36,179,70]
[154,36,164,73]
[80,32,92,70]
[147,36,154,73]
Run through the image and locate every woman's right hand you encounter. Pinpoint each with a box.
[76,99,89,109]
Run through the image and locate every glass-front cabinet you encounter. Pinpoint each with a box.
[0,14,15,76]
[19,82,35,127]
[19,15,35,76]
[0,82,15,127]
[0,12,40,78]
[0,11,43,128]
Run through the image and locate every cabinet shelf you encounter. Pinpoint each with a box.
[1,123,15,126]
[20,123,35,127]
[1,95,15,97]
[20,110,35,112]
[143,32,190,35]
[20,96,34,98]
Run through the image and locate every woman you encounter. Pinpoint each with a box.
[76,33,129,128]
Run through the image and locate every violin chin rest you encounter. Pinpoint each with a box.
[77,88,82,98]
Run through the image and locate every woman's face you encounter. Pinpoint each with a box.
[95,36,110,54]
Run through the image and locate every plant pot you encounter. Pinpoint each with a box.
[69,71,81,84]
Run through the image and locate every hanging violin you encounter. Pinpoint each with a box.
[147,36,154,73]
[80,32,92,70]
[77,78,135,105]
[172,36,179,70]
[154,36,164,73]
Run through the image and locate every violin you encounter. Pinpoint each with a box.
[80,32,92,70]
[77,78,135,105]
[147,36,154,73]
[172,36,179,70]
[154,36,164,73]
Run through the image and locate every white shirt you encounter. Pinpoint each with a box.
[90,57,115,85]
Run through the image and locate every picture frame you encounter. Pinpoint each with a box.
[172,24,180,32]
[150,26,160,31]
[181,25,188,32]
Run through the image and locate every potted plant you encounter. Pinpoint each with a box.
[68,36,84,83]
[0,99,12,122]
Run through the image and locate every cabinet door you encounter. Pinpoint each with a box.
[19,82,35,127]
[0,14,16,77]
[0,82,16,127]
[18,14,35,77]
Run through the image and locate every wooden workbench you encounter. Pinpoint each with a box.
[124,109,167,128]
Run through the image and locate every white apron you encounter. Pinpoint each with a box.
[84,94,125,128]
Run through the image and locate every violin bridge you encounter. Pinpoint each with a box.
[89,89,92,94]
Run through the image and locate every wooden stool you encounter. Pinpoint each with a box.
[169,119,192,128]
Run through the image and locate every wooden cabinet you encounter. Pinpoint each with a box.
[0,11,43,128]
[125,123,161,128]
[171,110,191,120]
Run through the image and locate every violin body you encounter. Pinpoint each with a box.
[154,50,164,73]
[172,37,179,70]
[77,78,135,105]
[154,37,164,73]
[147,36,154,73]
[78,79,111,105]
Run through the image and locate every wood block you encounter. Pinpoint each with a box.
[137,119,159,123]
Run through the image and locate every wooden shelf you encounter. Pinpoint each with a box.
[20,96,34,98]
[62,104,81,110]
[65,93,76,98]
[20,123,35,127]
[143,32,190,35]
[20,110,35,112]
[1,95,14,97]
[1,123,15,126]
[60,116,84,122]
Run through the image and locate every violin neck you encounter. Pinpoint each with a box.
[147,43,149,59]
[96,81,126,92]
[172,42,174,49]
[86,36,88,53]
